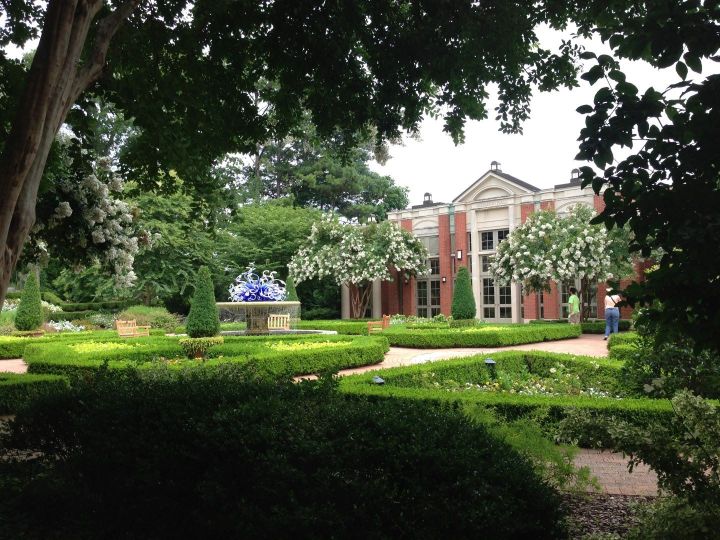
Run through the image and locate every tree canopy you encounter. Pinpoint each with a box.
[0,0,583,307]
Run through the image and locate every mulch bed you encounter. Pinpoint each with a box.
[563,493,655,538]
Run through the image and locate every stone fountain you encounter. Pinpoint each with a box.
[217,265,301,335]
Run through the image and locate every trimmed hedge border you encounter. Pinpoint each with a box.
[0,329,166,359]
[0,373,69,414]
[24,334,389,381]
[339,350,675,431]
[529,319,632,333]
[381,323,581,348]
[607,332,640,362]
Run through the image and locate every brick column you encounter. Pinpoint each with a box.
[594,194,605,213]
[438,214,453,315]
[520,203,535,223]
[544,281,560,319]
[596,282,606,319]
[523,292,538,320]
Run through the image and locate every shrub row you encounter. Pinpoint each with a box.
[339,351,676,442]
[53,300,130,312]
[529,318,632,333]
[0,370,565,538]
[294,319,370,335]
[607,332,640,362]
[23,334,389,380]
[382,323,581,348]
[0,373,69,414]
[48,310,101,321]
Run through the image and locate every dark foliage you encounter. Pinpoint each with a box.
[0,368,565,539]
[14,273,42,331]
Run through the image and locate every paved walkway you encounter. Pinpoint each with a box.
[1,333,656,496]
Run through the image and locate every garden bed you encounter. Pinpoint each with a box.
[381,323,581,348]
[340,351,675,444]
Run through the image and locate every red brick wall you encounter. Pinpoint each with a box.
[438,214,453,315]
[540,200,555,211]
[520,203,535,223]
[596,282,606,319]
[544,281,560,319]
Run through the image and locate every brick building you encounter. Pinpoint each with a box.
[341,162,640,321]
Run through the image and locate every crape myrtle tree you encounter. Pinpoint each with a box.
[489,205,632,321]
[0,0,584,309]
[289,216,428,319]
[571,0,720,350]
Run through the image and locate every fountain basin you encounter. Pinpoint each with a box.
[217,301,301,335]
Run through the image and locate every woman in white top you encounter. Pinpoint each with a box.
[604,290,622,340]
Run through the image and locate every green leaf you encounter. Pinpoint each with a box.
[579,51,597,60]
[576,104,594,114]
[675,61,688,80]
[684,52,702,73]
[608,70,626,83]
[581,65,605,85]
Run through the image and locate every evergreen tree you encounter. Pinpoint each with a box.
[285,275,299,301]
[186,266,220,338]
[15,272,43,331]
[451,266,476,320]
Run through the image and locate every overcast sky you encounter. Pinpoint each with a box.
[368,26,708,206]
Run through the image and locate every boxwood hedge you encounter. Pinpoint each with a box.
[0,371,566,538]
[382,323,581,348]
[23,334,389,380]
[339,351,676,441]
[0,373,69,414]
[529,318,632,333]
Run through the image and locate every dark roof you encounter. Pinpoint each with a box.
[411,201,446,209]
[554,179,583,189]
[492,171,541,193]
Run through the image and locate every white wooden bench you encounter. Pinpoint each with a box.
[268,314,291,331]
[116,319,150,338]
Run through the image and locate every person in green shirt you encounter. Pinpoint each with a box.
[568,287,581,324]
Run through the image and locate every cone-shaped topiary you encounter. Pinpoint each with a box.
[15,272,44,331]
[285,275,299,301]
[451,266,476,321]
[186,266,220,338]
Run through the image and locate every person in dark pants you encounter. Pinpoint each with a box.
[603,288,622,340]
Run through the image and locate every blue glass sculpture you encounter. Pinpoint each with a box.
[229,264,288,302]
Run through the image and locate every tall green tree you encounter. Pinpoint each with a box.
[0,0,583,309]
[14,271,43,331]
[185,266,220,338]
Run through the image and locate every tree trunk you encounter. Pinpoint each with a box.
[580,277,590,323]
[348,282,373,319]
[0,0,140,310]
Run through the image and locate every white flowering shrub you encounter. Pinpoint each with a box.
[289,216,428,318]
[47,320,86,332]
[27,138,149,289]
[490,205,632,318]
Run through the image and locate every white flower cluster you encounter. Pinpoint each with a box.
[288,215,428,287]
[47,320,85,332]
[489,205,632,292]
[36,156,142,289]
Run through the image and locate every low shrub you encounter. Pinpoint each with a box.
[300,306,339,320]
[179,336,225,359]
[529,318,632,333]
[0,371,566,538]
[383,323,581,348]
[294,319,369,335]
[55,300,129,312]
[449,318,479,328]
[117,305,180,332]
[0,373,69,414]
[40,291,64,305]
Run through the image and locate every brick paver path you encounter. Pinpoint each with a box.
[1,332,655,496]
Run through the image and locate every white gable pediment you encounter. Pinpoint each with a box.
[453,171,537,204]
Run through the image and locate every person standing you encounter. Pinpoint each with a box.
[604,288,622,340]
[567,287,581,324]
